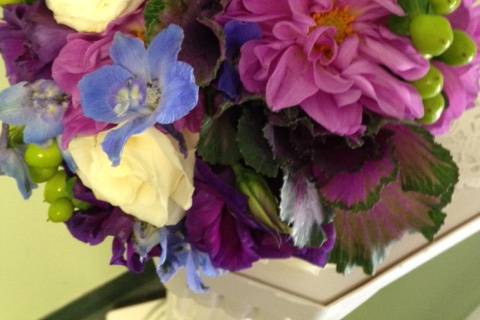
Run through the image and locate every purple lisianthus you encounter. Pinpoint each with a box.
[185,160,335,272]
[0,80,68,145]
[66,181,154,273]
[78,25,199,165]
[0,1,72,84]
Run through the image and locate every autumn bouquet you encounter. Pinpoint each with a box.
[0,0,478,291]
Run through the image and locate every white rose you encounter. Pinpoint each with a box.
[46,0,145,33]
[68,128,197,227]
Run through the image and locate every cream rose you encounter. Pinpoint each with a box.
[68,128,197,227]
[46,0,145,33]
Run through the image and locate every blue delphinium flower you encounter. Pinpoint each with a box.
[134,223,220,293]
[0,124,35,198]
[79,25,199,166]
[0,80,68,145]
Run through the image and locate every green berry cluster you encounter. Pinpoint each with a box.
[390,0,477,125]
[22,140,91,223]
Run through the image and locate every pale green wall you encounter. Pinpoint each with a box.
[0,59,124,320]
[347,232,480,320]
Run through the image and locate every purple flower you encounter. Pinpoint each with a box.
[66,181,150,273]
[0,80,68,145]
[220,0,428,136]
[0,1,72,84]
[185,160,335,272]
[78,25,199,165]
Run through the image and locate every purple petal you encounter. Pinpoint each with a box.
[317,141,397,210]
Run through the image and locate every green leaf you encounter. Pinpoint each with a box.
[144,0,167,43]
[237,107,279,177]
[388,15,411,36]
[391,125,459,201]
[198,110,241,166]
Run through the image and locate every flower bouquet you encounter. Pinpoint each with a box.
[0,0,478,292]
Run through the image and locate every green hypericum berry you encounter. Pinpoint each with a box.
[410,15,454,58]
[48,198,74,223]
[412,65,444,99]
[431,0,461,15]
[44,171,69,203]
[420,94,446,125]
[24,143,63,168]
[28,166,58,184]
[438,30,478,67]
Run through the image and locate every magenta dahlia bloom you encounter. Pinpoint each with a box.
[221,0,428,135]
[429,0,480,135]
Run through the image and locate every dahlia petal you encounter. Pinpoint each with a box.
[265,45,318,110]
[301,92,363,135]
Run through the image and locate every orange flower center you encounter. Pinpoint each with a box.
[312,6,356,43]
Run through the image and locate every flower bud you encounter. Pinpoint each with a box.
[233,165,289,233]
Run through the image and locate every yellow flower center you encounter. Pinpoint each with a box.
[312,6,356,44]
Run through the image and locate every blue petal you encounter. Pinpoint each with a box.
[61,148,77,173]
[23,115,63,145]
[79,65,134,124]
[155,61,198,124]
[218,62,240,100]
[110,33,148,80]
[186,252,208,293]
[147,24,184,80]
[102,117,154,166]
[0,148,35,199]
[0,82,35,126]
[224,21,262,59]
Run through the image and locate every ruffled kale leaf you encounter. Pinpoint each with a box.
[329,125,458,274]
[197,109,241,165]
[237,106,279,177]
